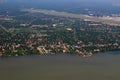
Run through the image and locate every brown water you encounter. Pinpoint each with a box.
[0,51,120,80]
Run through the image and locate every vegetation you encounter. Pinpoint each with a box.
[0,9,120,57]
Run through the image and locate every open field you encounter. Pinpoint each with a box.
[23,9,120,26]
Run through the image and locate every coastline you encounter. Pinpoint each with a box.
[1,50,120,58]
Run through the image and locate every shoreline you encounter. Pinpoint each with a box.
[1,50,120,58]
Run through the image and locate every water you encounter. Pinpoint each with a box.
[0,51,120,80]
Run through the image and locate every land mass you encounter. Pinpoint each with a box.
[0,8,120,57]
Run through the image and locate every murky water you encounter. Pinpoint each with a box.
[0,51,120,80]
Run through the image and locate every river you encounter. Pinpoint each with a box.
[0,51,120,80]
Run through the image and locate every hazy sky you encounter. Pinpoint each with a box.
[0,0,120,3]
[0,0,120,5]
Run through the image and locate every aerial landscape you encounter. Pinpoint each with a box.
[0,0,120,80]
